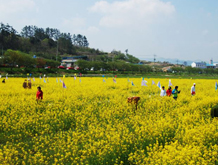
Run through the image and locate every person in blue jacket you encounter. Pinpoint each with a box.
[172,86,180,100]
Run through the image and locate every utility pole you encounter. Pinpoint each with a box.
[125,49,128,55]
[56,40,58,61]
[153,54,156,63]
[176,60,179,65]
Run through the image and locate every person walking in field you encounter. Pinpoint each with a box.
[160,86,166,96]
[23,79,27,89]
[191,83,196,96]
[36,86,43,101]
[28,79,32,89]
[166,87,172,96]
[172,86,180,100]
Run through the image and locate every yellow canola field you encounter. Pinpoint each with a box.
[0,77,218,165]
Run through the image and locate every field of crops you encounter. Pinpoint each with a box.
[0,77,218,164]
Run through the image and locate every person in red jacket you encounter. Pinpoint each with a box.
[166,87,172,96]
[36,86,43,101]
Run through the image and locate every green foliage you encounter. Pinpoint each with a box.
[126,54,140,63]
[45,59,60,68]
[75,60,90,70]
[4,49,36,67]
[1,23,90,61]
[3,49,59,69]
[0,23,19,50]
[75,59,152,73]
[171,67,184,73]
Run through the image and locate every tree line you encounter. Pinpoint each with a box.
[171,66,218,74]
[0,22,143,72]
[0,22,89,60]
[0,49,60,70]
[76,60,152,73]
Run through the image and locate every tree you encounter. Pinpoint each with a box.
[35,27,49,41]
[0,23,19,50]
[45,59,60,68]
[126,54,140,63]
[4,49,36,68]
[90,61,104,71]
[21,26,35,38]
[36,58,46,69]
[58,33,73,54]
[4,49,21,67]
[76,34,83,46]
[75,60,90,70]
[171,67,184,73]
[72,34,77,45]
[83,36,89,47]
[115,54,126,61]
[22,54,36,68]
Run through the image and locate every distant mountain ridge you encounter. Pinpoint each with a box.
[139,57,217,66]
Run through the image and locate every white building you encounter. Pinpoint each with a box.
[191,62,206,69]
[61,59,78,67]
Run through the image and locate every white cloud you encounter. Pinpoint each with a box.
[0,0,35,14]
[87,26,100,34]
[62,17,86,29]
[89,0,175,28]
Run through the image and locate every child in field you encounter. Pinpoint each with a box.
[160,86,166,96]
[36,86,43,101]
[172,86,180,100]
[166,87,172,96]
[191,83,196,96]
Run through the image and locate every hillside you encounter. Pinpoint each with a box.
[0,22,140,64]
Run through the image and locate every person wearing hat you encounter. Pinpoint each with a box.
[191,83,196,96]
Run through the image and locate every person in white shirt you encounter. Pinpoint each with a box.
[160,86,166,96]
[191,83,196,96]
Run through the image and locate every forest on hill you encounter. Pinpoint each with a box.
[0,22,140,65]
[0,22,91,60]
[0,22,146,75]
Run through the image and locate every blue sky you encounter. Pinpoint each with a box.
[0,0,217,62]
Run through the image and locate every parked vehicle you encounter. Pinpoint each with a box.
[100,68,105,71]
[58,66,65,69]
[74,66,80,70]
[45,66,51,69]
[66,67,74,70]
